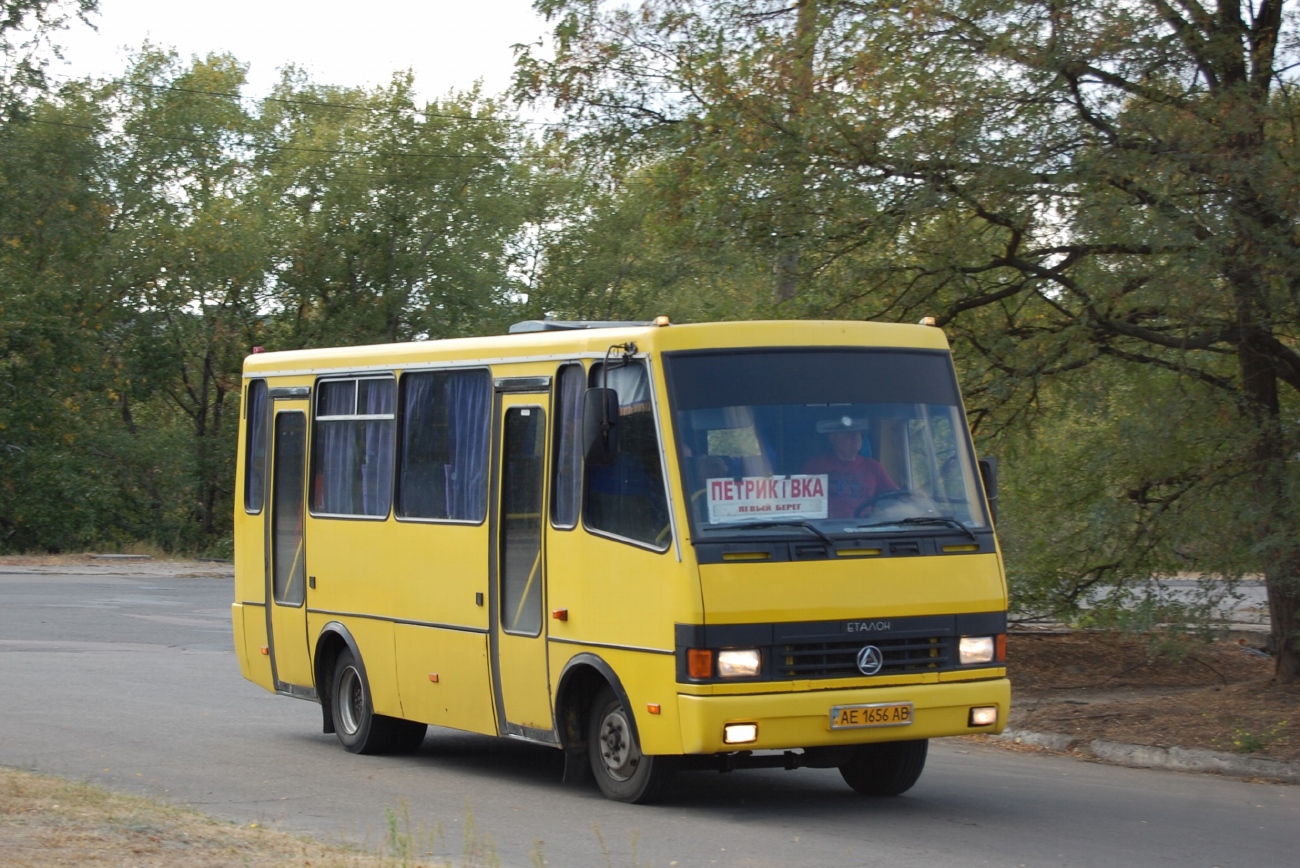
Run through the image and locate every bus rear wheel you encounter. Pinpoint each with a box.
[838,739,928,796]
[587,686,677,803]
[331,648,427,755]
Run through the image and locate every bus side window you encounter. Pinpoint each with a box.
[397,369,490,522]
[312,377,395,518]
[583,360,670,549]
[551,363,584,529]
[244,379,270,513]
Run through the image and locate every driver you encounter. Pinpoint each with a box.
[803,416,898,518]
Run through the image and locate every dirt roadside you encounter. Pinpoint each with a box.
[0,553,233,578]
[0,766,404,868]
[1002,631,1297,766]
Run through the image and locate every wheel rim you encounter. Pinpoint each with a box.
[596,705,641,782]
[337,665,363,736]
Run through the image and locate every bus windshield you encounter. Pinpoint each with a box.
[663,348,990,539]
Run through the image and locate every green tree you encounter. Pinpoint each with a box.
[0,83,116,549]
[517,142,777,323]
[95,48,270,545]
[1,50,273,553]
[996,361,1251,633]
[255,72,533,348]
[522,1,1300,680]
[2,29,547,553]
[0,1,97,103]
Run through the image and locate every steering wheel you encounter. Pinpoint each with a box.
[853,489,914,518]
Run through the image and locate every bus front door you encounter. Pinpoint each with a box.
[266,403,314,693]
[490,390,554,741]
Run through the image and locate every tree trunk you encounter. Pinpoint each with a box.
[1236,317,1300,682]
[772,0,819,304]
[1265,560,1300,682]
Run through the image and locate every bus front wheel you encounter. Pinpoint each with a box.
[587,686,677,803]
[838,739,928,796]
[331,648,427,755]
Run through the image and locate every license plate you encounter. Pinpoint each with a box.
[829,702,914,729]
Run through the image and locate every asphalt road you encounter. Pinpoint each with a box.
[1,565,1295,867]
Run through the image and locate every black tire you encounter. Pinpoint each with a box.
[330,648,427,755]
[838,739,928,796]
[587,686,678,803]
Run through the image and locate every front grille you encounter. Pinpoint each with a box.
[775,635,952,679]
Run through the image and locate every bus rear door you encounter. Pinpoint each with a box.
[490,383,554,741]
[266,397,314,693]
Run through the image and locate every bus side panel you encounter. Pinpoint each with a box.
[552,645,685,755]
[386,523,490,637]
[394,624,497,735]
[547,534,702,668]
[546,529,701,756]
[232,512,266,608]
[308,515,492,715]
[387,522,493,731]
[306,610,400,717]
[232,472,280,693]
[231,603,250,676]
[305,516,403,715]
[232,379,270,691]
[232,602,274,690]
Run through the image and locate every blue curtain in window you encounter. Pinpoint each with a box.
[447,371,489,521]
[314,380,393,517]
[318,382,355,514]
[398,373,440,518]
[360,381,394,516]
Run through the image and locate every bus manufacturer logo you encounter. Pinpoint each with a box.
[856,645,884,676]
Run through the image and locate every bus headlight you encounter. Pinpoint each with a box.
[959,636,995,665]
[717,649,761,678]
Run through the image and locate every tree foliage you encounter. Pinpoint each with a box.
[0,45,538,555]
[255,73,531,346]
[1,1,97,105]
[0,81,116,549]
[520,0,1300,679]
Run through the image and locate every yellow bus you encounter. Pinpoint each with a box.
[232,318,1009,803]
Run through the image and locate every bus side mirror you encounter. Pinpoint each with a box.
[978,456,998,524]
[582,387,620,467]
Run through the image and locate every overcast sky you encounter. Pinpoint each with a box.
[48,0,552,100]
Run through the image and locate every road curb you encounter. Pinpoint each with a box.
[994,729,1300,783]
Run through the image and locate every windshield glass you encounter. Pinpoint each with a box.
[663,349,989,538]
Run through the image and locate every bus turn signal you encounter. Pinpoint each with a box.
[687,649,713,679]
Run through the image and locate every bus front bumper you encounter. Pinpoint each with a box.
[677,678,1010,755]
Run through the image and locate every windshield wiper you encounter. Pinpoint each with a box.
[851,515,978,542]
[724,520,836,546]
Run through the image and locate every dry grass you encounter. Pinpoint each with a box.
[0,767,503,867]
[0,553,231,579]
[0,553,113,567]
